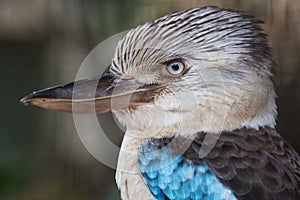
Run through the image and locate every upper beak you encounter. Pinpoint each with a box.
[20,71,165,114]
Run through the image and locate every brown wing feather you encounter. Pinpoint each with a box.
[187,127,300,200]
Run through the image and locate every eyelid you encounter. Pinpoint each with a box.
[162,58,185,66]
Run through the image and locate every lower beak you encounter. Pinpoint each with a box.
[20,72,164,114]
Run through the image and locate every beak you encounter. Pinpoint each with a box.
[20,71,165,114]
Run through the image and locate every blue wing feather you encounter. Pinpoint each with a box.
[139,143,237,200]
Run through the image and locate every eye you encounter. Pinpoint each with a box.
[166,60,185,75]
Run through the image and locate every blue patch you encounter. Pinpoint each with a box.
[139,143,237,200]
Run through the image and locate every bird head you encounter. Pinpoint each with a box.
[21,7,277,136]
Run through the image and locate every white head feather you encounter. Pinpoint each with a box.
[110,6,277,136]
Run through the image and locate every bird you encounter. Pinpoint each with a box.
[21,6,300,200]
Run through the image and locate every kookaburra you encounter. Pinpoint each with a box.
[21,6,300,200]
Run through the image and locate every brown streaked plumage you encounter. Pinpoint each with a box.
[146,127,300,199]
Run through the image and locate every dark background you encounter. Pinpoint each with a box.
[1,0,300,199]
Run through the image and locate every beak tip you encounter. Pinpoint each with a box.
[20,86,63,106]
[20,94,32,105]
[20,89,41,105]
[20,90,44,106]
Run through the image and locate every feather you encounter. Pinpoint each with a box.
[139,127,300,200]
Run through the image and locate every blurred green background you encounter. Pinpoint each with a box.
[1,0,300,199]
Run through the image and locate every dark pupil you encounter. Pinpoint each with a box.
[171,63,180,71]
